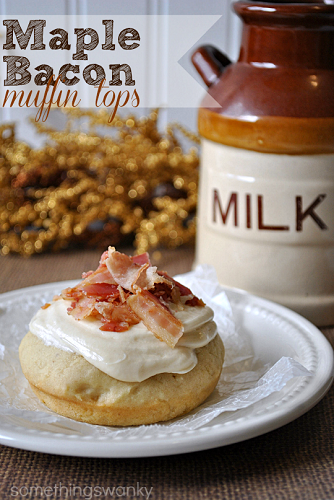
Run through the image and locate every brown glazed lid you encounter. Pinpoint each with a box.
[192,1,334,153]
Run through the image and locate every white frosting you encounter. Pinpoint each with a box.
[29,299,217,382]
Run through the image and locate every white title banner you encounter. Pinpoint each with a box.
[1,15,221,121]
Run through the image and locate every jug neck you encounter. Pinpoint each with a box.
[234,1,334,70]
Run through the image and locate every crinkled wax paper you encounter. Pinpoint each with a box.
[0,265,311,437]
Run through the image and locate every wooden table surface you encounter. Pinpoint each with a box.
[0,246,333,500]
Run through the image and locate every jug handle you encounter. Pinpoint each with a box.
[191,45,231,87]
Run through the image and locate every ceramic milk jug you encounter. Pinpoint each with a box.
[192,0,334,325]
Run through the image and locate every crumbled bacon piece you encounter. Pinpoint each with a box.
[150,281,181,306]
[61,287,82,301]
[100,321,129,332]
[158,271,204,307]
[132,252,151,266]
[185,296,205,307]
[95,302,139,326]
[118,285,127,303]
[67,296,96,320]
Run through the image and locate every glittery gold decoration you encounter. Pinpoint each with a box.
[0,110,200,257]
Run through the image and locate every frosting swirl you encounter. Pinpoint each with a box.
[29,299,217,382]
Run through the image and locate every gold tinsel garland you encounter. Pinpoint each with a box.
[0,109,200,257]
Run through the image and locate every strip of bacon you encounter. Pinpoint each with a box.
[81,270,94,279]
[106,247,170,292]
[106,248,150,292]
[61,268,116,303]
[81,283,119,298]
[99,250,109,264]
[127,290,184,348]
[132,252,151,266]
[81,250,113,281]
[80,266,116,286]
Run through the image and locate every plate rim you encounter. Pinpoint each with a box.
[0,280,333,458]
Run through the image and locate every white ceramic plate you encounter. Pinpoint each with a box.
[0,281,333,457]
